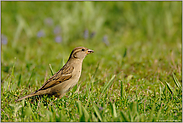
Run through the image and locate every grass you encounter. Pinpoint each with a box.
[1,1,182,122]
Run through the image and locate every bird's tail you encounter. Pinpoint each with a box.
[15,89,50,102]
[15,93,37,102]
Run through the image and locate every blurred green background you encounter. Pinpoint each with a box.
[1,1,182,122]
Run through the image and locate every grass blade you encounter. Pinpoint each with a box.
[101,75,116,94]
[129,102,136,121]
[17,74,22,87]
[165,81,177,96]
[49,64,54,76]
[120,110,129,122]
[111,102,117,118]
[149,103,155,121]
[123,47,127,58]
[172,73,182,89]
[76,101,82,116]
[79,113,85,122]
[92,113,98,122]
[6,57,16,91]
[93,103,102,122]
[82,106,89,121]
[120,80,124,99]
[159,84,162,102]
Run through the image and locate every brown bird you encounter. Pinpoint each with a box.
[16,47,94,102]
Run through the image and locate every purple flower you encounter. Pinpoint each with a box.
[90,31,96,38]
[53,26,61,35]
[44,18,53,26]
[83,29,89,39]
[37,30,45,38]
[1,34,7,45]
[55,36,62,43]
[102,35,110,46]
[99,107,103,111]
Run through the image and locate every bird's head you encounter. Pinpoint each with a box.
[69,47,94,60]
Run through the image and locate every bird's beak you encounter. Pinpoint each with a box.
[86,49,94,54]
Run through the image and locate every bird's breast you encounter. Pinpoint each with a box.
[72,64,82,82]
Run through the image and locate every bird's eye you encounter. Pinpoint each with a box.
[82,49,85,51]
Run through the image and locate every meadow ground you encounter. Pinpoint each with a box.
[1,1,182,122]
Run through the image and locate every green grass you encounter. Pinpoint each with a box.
[1,1,182,122]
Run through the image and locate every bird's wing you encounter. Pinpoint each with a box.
[35,65,74,92]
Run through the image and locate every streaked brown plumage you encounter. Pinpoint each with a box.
[16,47,94,102]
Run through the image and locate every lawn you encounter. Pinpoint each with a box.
[1,1,182,122]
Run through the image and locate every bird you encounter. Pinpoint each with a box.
[16,47,94,102]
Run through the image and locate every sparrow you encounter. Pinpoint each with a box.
[16,47,94,102]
